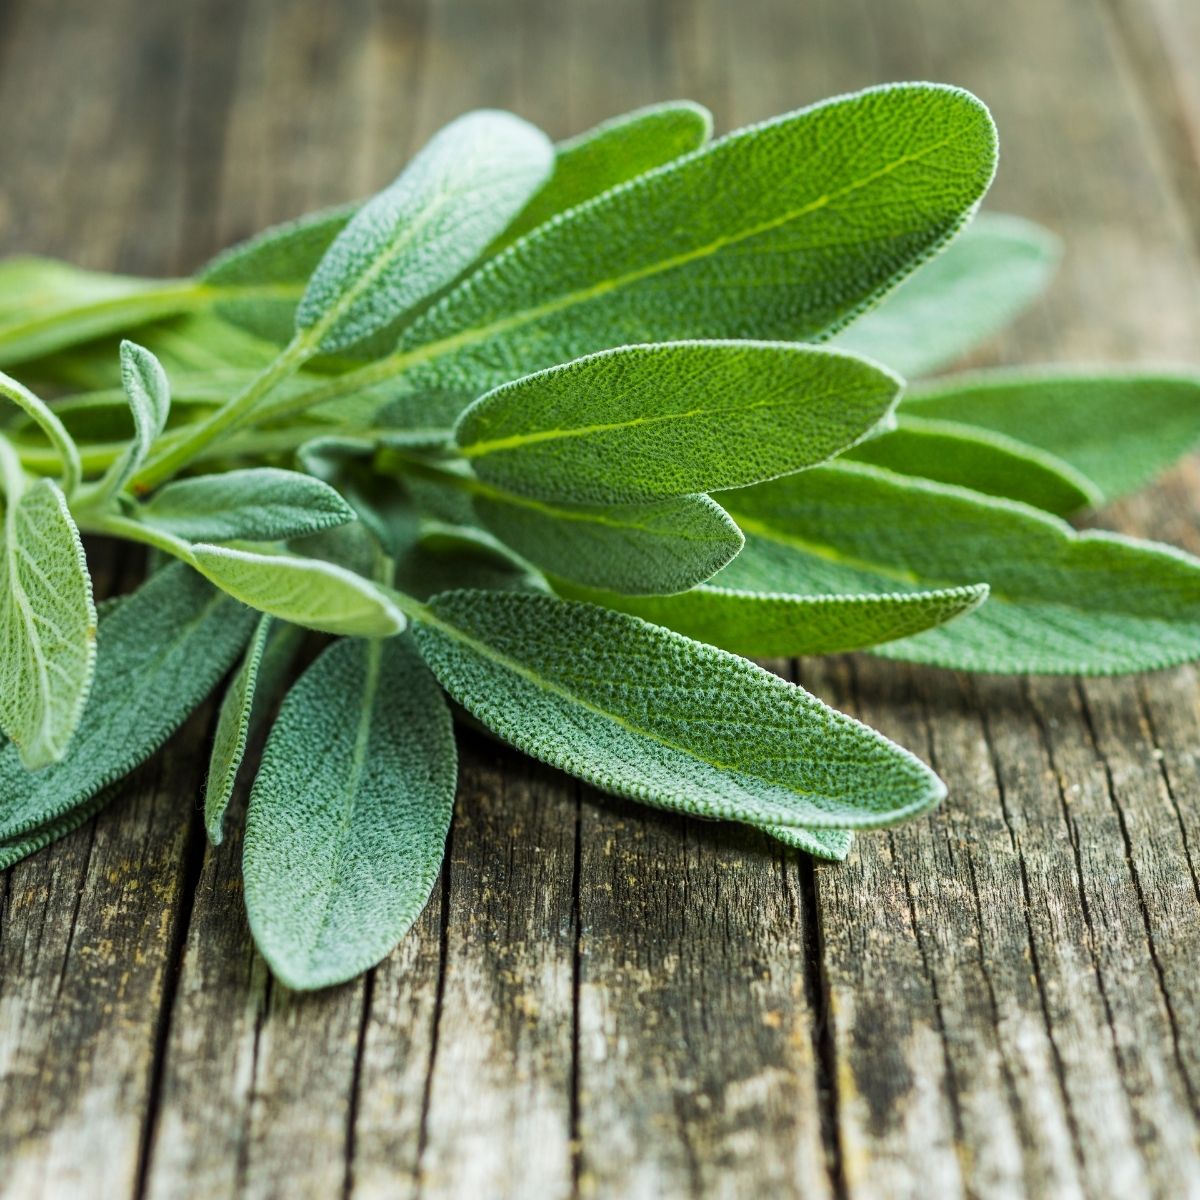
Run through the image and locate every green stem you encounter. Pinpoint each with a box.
[0,434,28,502]
[0,372,81,496]
[132,333,317,490]
[76,510,197,564]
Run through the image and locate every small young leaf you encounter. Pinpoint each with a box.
[141,467,356,542]
[91,340,172,496]
[830,212,1060,377]
[0,475,96,768]
[243,635,457,990]
[553,578,988,658]
[387,84,997,399]
[847,414,1100,514]
[199,203,359,344]
[720,461,1200,674]
[496,100,712,247]
[190,543,406,636]
[904,368,1200,502]
[204,616,304,845]
[295,110,553,355]
[472,488,743,595]
[0,563,257,845]
[412,589,946,831]
[456,342,900,504]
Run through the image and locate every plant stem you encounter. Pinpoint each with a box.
[0,373,82,496]
[75,510,197,563]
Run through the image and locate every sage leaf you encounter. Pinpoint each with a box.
[0,563,257,844]
[243,635,457,990]
[496,100,712,248]
[92,340,172,497]
[200,203,359,344]
[472,488,743,594]
[388,83,997,398]
[412,589,946,831]
[0,371,82,495]
[0,475,96,768]
[393,526,541,599]
[720,462,1200,674]
[847,414,1100,514]
[0,783,118,871]
[456,342,901,504]
[831,212,1059,377]
[142,467,356,542]
[295,110,553,355]
[0,256,205,368]
[905,368,1200,502]
[190,543,406,636]
[204,615,303,845]
[553,578,988,658]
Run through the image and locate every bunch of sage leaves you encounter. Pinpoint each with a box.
[2,85,1199,989]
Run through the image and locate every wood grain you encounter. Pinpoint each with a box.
[0,0,1198,1197]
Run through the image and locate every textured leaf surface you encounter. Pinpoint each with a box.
[0,256,203,367]
[905,369,1200,502]
[847,414,1099,514]
[244,635,457,990]
[386,84,997,399]
[190,543,406,636]
[720,462,1200,674]
[472,487,743,594]
[0,563,256,844]
[296,110,553,354]
[200,203,358,344]
[412,589,945,831]
[0,784,118,870]
[0,478,96,768]
[98,341,172,494]
[393,527,541,599]
[554,577,987,658]
[204,616,303,845]
[456,342,900,503]
[142,467,355,542]
[497,101,712,247]
[830,212,1059,376]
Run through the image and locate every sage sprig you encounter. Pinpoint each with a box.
[2,83,1199,990]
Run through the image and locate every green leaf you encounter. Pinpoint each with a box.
[0,371,82,496]
[393,526,541,599]
[141,467,356,542]
[190,543,406,636]
[553,577,988,657]
[496,100,712,248]
[0,783,118,871]
[385,83,997,401]
[846,414,1100,514]
[412,589,945,835]
[243,635,457,990]
[719,461,1200,674]
[0,474,96,768]
[456,342,901,504]
[830,212,1059,377]
[199,203,359,344]
[0,563,257,845]
[295,110,553,355]
[0,256,205,368]
[904,368,1200,502]
[472,487,744,594]
[91,340,172,497]
[204,615,304,845]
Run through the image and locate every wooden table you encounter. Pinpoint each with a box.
[1,0,1198,1196]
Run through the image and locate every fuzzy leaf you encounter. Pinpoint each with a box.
[412,589,945,835]
[847,414,1100,514]
[0,783,118,870]
[190,543,405,636]
[472,487,743,594]
[497,101,712,247]
[0,477,96,768]
[96,341,172,494]
[142,467,356,542]
[393,526,541,599]
[200,203,359,344]
[244,635,457,990]
[204,616,303,845]
[0,257,204,367]
[388,83,997,401]
[0,563,257,845]
[553,577,988,657]
[456,342,901,504]
[296,110,553,355]
[830,212,1059,376]
[904,369,1200,502]
[720,462,1200,674]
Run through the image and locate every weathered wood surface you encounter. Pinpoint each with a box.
[1,0,1198,1196]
